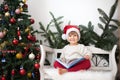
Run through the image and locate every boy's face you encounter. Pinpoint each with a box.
[67,31,79,45]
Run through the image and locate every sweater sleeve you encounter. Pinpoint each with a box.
[80,44,92,59]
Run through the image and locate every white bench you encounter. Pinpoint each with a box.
[39,45,117,80]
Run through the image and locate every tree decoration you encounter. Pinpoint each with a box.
[27,72,32,78]
[22,0,27,3]
[1,76,6,80]
[12,38,19,45]
[27,33,33,41]
[4,5,8,12]
[30,18,35,24]
[25,27,30,32]
[34,62,40,69]
[28,52,35,60]
[5,12,10,17]
[0,31,5,39]
[10,17,16,24]
[20,68,26,75]
[24,46,29,52]
[22,4,28,8]
[11,69,15,76]
[20,7,23,12]
[31,35,36,42]
[10,11,14,16]
[15,8,21,14]
[16,52,22,59]
[1,57,6,63]
[17,27,22,40]
[36,54,41,60]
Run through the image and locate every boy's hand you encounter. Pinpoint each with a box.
[84,55,90,59]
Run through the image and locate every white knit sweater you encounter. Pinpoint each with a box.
[60,44,92,61]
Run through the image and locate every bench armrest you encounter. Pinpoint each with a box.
[40,45,54,68]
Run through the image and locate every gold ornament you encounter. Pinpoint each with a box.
[20,7,23,12]
[25,27,30,32]
[27,72,32,78]
[22,0,26,3]
[0,41,8,49]
[16,52,22,59]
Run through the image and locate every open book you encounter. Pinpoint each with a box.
[55,57,85,69]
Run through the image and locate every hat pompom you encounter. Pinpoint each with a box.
[62,34,66,40]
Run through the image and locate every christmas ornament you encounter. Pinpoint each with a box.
[0,31,5,38]
[4,5,8,12]
[27,72,32,78]
[36,54,40,60]
[22,0,26,3]
[17,27,22,40]
[16,52,22,59]
[27,33,33,40]
[11,69,15,76]
[10,17,16,24]
[1,76,6,80]
[20,7,23,12]
[25,27,30,32]
[34,63,40,69]
[27,34,36,42]
[22,4,28,8]
[5,12,10,17]
[1,58,6,62]
[15,8,21,14]
[32,73,35,78]
[20,68,26,75]
[12,38,19,45]
[31,36,36,42]
[30,18,35,24]
[10,11,14,16]
[29,52,35,60]
[24,47,29,52]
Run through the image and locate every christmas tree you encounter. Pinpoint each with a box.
[0,0,40,80]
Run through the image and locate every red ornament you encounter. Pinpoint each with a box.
[30,18,35,24]
[34,63,40,69]
[20,69,26,75]
[24,47,29,52]
[22,4,28,8]
[10,17,16,24]
[11,69,15,76]
[12,38,19,45]
[4,5,9,12]
[27,34,33,40]
[17,27,22,40]
[31,36,36,42]
[36,54,41,60]
[1,76,6,80]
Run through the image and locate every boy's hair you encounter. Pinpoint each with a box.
[68,31,79,36]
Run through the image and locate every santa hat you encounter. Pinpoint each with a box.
[62,25,80,40]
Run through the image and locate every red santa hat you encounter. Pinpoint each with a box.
[62,25,80,40]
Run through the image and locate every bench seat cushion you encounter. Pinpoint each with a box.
[44,66,112,80]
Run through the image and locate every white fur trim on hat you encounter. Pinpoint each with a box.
[62,34,66,40]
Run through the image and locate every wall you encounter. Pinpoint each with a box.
[27,0,119,28]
